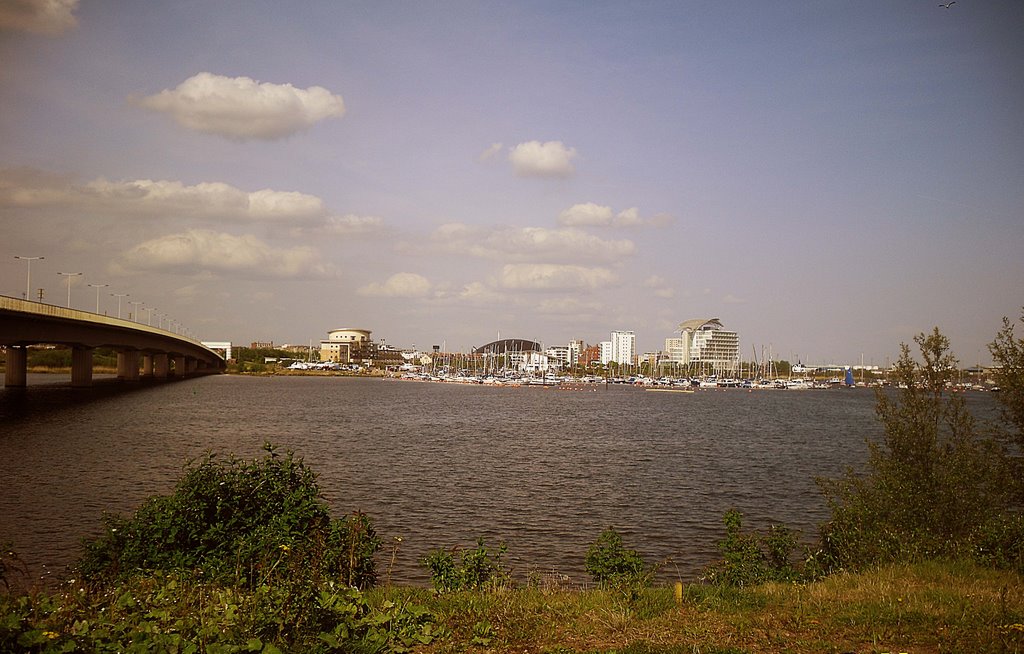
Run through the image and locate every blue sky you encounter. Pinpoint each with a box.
[2,1,1022,365]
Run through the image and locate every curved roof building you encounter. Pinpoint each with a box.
[472,338,542,355]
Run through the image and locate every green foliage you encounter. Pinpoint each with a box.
[989,310,1024,452]
[78,444,380,590]
[584,527,648,591]
[816,328,1017,572]
[0,574,438,653]
[702,510,804,587]
[971,512,1024,574]
[422,538,509,593]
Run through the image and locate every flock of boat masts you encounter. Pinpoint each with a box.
[389,369,858,389]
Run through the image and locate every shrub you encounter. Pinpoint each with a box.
[816,329,1017,572]
[584,527,648,590]
[78,443,380,590]
[702,510,803,587]
[423,538,509,593]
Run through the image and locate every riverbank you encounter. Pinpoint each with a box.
[2,560,1020,652]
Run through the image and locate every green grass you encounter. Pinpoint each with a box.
[3,560,1021,653]
[363,559,1022,653]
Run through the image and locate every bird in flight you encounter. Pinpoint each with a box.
[939,1,955,7]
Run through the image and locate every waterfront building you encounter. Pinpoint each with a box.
[320,328,373,364]
[674,318,740,374]
[610,330,636,366]
[599,340,613,365]
[568,339,583,367]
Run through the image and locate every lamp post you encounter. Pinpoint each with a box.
[129,300,143,321]
[88,283,109,313]
[111,293,129,319]
[14,256,44,300]
[143,307,154,326]
[57,272,82,308]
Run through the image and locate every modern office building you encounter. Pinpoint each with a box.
[320,328,373,363]
[670,318,739,373]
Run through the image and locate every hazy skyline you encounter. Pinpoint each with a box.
[2,1,1022,366]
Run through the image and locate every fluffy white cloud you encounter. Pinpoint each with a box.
[427,223,634,264]
[498,264,616,291]
[114,229,336,279]
[358,272,432,298]
[134,72,346,140]
[558,202,673,228]
[558,202,614,226]
[0,0,77,35]
[508,140,576,178]
[0,169,330,224]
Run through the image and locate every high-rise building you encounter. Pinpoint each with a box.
[599,340,613,365]
[610,330,635,366]
[672,318,739,373]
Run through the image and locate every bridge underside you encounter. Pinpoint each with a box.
[1,296,225,388]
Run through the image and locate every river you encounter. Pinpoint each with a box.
[0,374,992,589]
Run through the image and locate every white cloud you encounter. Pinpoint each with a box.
[0,0,77,35]
[114,229,336,279]
[535,297,605,315]
[722,293,746,304]
[478,142,503,162]
[558,202,614,227]
[0,169,332,225]
[358,272,432,298]
[427,223,635,265]
[558,201,674,228]
[133,72,346,141]
[507,140,576,178]
[498,264,616,292]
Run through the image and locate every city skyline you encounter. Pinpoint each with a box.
[2,2,1022,367]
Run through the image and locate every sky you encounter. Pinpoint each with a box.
[2,0,1022,366]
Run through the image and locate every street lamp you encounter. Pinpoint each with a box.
[129,300,143,321]
[111,293,129,319]
[88,283,109,313]
[14,256,44,300]
[57,272,82,308]
[143,307,155,325]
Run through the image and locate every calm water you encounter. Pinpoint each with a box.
[2,373,987,589]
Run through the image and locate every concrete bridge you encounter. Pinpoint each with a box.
[0,295,225,387]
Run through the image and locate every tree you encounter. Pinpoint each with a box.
[816,328,1016,570]
[989,309,1024,451]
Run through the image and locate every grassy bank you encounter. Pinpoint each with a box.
[2,560,1021,653]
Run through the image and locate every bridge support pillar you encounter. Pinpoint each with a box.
[71,347,93,387]
[117,350,140,382]
[142,354,154,377]
[172,356,187,377]
[153,353,169,379]
[4,345,27,387]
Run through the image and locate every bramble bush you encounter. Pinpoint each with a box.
[702,510,806,587]
[422,538,510,593]
[584,527,649,592]
[78,443,380,590]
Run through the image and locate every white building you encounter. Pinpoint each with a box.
[320,328,372,363]
[672,318,739,374]
[599,340,613,365]
[568,339,583,367]
[610,330,636,366]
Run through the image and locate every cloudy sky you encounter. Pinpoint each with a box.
[2,1,1022,365]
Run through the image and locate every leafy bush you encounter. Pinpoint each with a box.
[816,329,1017,572]
[422,538,509,593]
[78,443,380,590]
[702,510,803,587]
[584,527,648,590]
[971,511,1024,574]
